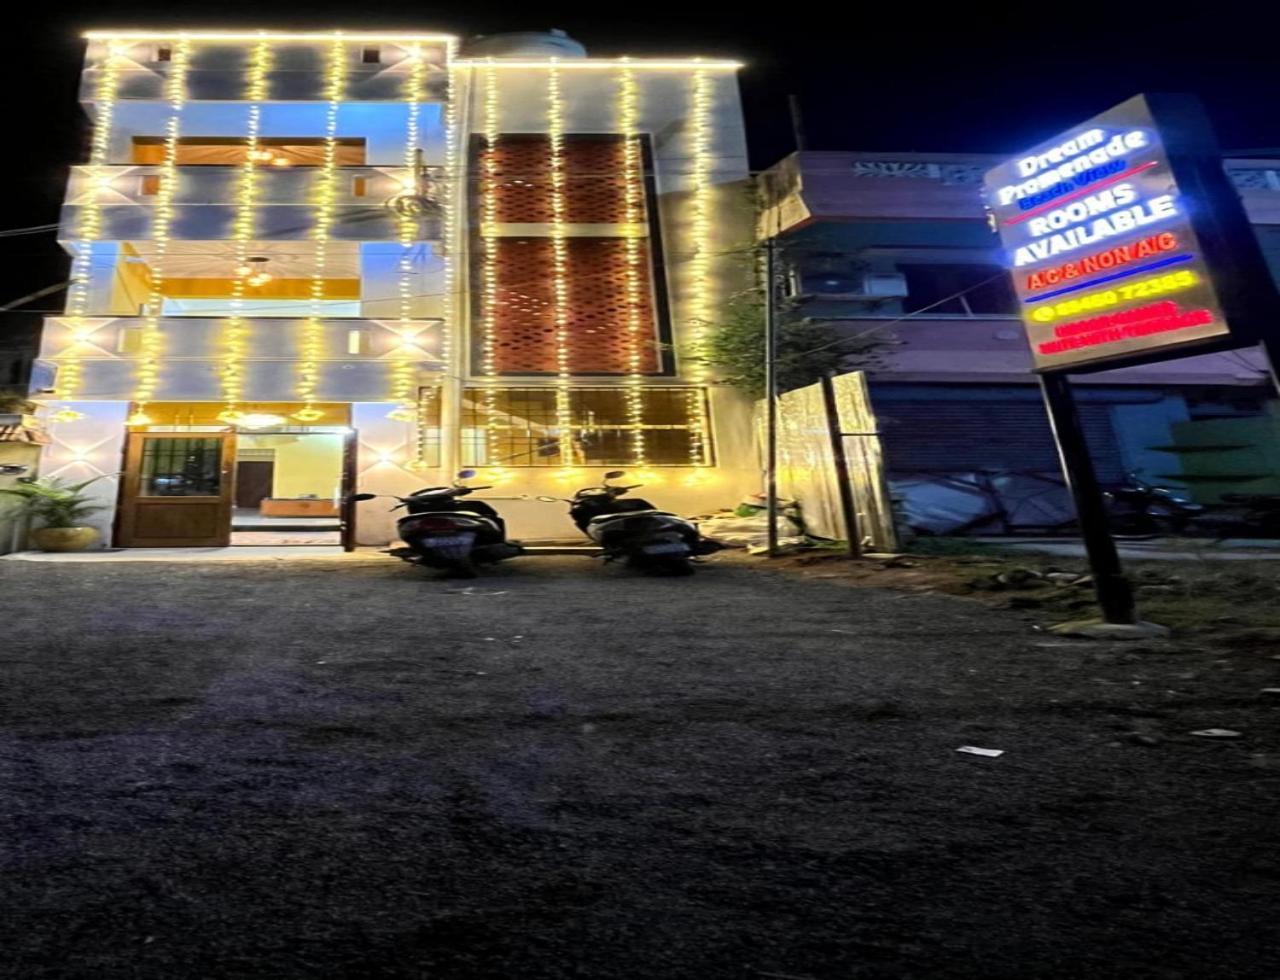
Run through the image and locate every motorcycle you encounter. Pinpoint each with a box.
[1105,472,1206,536]
[541,470,714,575]
[350,469,523,578]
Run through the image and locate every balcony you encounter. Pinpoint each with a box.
[837,315,1273,387]
[37,315,444,402]
[61,165,441,242]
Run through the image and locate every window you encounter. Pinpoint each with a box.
[138,437,223,497]
[352,176,368,197]
[455,387,711,467]
[900,264,1017,316]
[362,46,381,64]
[154,45,172,63]
[131,137,367,167]
[139,174,161,196]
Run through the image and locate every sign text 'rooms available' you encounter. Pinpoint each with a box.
[983,95,1232,372]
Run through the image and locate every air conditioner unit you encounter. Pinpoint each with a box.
[860,272,909,298]
[28,359,58,395]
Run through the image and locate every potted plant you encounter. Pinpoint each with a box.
[0,476,107,552]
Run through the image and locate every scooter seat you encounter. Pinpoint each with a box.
[588,509,673,525]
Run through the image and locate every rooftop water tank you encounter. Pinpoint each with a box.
[460,29,587,60]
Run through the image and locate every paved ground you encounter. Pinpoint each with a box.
[2,555,1279,979]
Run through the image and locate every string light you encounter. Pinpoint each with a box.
[618,61,648,468]
[294,36,346,423]
[51,37,124,423]
[684,66,713,467]
[129,36,191,427]
[386,42,427,424]
[547,61,575,467]
[433,41,460,470]
[479,59,502,469]
[217,36,271,427]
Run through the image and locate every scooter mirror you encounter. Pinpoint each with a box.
[349,492,378,502]
[603,470,626,480]
[457,468,477,480]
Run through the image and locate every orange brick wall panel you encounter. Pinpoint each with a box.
[480,237,662,375]
[473,136,641,225]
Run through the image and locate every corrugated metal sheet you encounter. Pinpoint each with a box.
[875,397,1125,484]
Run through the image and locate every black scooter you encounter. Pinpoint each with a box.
[542,470,712,575]
[351,469,523,578]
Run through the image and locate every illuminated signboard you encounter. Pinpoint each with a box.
[984,94,1242,372]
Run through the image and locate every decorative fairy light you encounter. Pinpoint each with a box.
[479,59,502,466]
[217,37,271,426]
[51,39,124,423]
[547,60,575,466]
[618,61,647,467]
[431,42,459,470]
[128,36,191,426]
[386,43,427,423]
[684,65,713,467]
[294,36,346,423]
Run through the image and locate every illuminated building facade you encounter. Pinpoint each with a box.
[35,29,755,547]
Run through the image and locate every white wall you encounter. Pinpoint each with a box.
[40,402,131,549]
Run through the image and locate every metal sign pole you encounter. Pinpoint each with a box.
[1038,371,1137,625]
[765,238,780,557]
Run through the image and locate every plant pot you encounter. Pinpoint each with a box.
[30,526,99,552]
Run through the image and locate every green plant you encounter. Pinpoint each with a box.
[0,394,36,414]
[0,477,107,528]
[707,293,870,396]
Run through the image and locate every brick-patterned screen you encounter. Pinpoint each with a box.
[484,237,661,375]
[470,134,665,376]
[485,136,633,225]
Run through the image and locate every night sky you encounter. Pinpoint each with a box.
[5,4,1279,335]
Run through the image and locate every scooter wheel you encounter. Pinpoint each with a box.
[443,558,479,579]
[642,556,695,576]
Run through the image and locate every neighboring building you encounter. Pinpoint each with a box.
[35,28,755,548]
[758,151,1280,526]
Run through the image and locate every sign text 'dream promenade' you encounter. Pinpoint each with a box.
[983,95,1232,372]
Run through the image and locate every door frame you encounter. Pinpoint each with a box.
[339,428,358,552]
[115,431,238,548]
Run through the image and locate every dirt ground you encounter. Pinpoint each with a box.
[1,552,1279,979]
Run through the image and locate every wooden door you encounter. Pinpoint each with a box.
[117,432,236,547]
[235,460,274,509]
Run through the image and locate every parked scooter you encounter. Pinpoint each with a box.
[350,469,523,578]
[542,470,713,575]
[1105,472,1206,535]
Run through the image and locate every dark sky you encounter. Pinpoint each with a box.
[5,4,1279,332]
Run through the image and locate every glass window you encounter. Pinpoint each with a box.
[454,387,711,467]
[139,437,223,496]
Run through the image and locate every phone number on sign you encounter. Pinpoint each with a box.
[1029,269,1198,324]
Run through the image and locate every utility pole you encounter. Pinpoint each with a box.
[787,94,807,152]
[765,237,780,557]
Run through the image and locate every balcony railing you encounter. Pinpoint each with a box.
[61,165,442,242]
[37,315,444,402]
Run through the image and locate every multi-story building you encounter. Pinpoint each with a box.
[758,150,1280,527]
[35,28,756,548]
